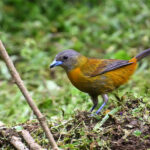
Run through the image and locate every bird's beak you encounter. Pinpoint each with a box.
[50,60,63,68]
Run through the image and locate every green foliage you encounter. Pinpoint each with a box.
[0,0,150,122]
[133,130,142,137]
[0,1,150,148]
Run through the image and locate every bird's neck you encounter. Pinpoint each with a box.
[66,55,88,73]
[77,55,88,67]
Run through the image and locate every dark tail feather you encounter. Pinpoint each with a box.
[136,48,150,61]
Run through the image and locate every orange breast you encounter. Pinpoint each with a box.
[67,67,90,93]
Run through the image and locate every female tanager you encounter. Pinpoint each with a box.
[50,48,150,114]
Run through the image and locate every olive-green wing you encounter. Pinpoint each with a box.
[91,59,133,77]
[82,59,133,77]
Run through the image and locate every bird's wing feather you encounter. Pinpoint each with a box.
[82,59,133,77]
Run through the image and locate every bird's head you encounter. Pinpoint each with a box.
[50,49,86,72]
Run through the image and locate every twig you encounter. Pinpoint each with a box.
[1,126,45,149]
[1,130,29,150]
[94,107,121,131]
[11,136,29,150]
[0,40,59,150]
[21,130,44,150]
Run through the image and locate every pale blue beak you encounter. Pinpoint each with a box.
[50,60,63,68]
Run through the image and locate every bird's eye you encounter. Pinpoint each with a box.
[63,56,68,60]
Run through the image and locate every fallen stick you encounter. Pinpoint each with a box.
[21,130,44,150]
[0,125,45,149]
[11,136,29,150]
[1,130,29,150]
[0,40,59,150]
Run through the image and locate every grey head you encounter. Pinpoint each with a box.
[50,49,81,71]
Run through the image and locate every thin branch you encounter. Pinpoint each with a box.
[21,130,44,150]
[0,40,59,150]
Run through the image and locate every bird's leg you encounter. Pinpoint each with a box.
[90,96,98,112]
[96,94,108,114]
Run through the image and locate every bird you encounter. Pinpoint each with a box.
[50,48,150,114]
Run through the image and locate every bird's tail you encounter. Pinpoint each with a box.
[129,48,150,63]
[135,48,150,61]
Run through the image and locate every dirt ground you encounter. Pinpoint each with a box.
[0,99,150,150]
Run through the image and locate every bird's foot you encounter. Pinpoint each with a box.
[90,104,97,112]
[95,102,106,114]
[89,113,96,117]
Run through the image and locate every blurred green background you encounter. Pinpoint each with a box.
[0,0,150,124]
